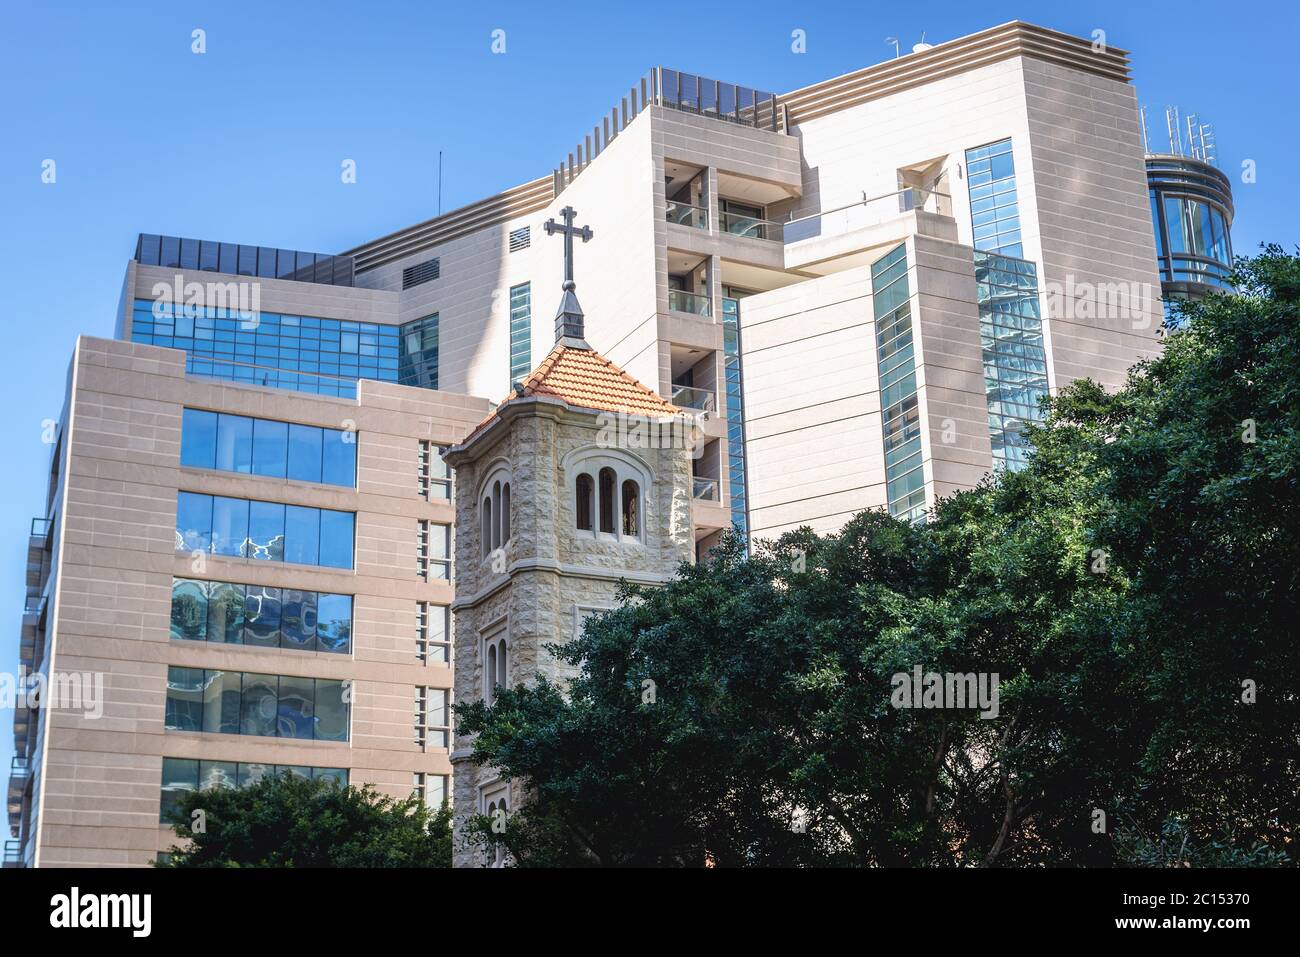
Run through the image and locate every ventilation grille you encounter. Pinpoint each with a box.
[402,258,440,289]
[508,226,530,253]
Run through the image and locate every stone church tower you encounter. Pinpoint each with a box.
[442,237,695,867]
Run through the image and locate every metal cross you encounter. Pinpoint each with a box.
[543,206,593,285]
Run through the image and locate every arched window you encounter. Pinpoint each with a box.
[575,474,594,531]
[621,480,640,537]
[484,634,508,707]
[598,468,616,534]
[478,465,513,564]
[492,480,502,550]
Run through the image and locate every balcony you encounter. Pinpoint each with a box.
[672,384,716,413]
[692,477,720,501]
[720,210,784,243]
[2,840,21,868]
[783,187,956,274]
[668,289,712,318]
[666,201,708,230]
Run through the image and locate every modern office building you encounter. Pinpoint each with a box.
[10,20,1184,866]
[1141,108,1235,306]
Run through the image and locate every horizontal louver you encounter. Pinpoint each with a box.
[402,257,440,289]
[509,226,530,252]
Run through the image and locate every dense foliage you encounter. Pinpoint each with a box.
[458,247,1300,867]
[158,774,452,868]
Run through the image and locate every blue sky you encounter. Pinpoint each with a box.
[1,0,1295,773]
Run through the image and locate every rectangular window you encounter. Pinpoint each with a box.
[161,761,348,822]
[964,138,1024,258]
[201,670,242,734]
[179,409,218,469]
[415,686,450,750]
[174,492,354,569]
[417,521,451,581]
[509,283,532,384]
[418,441,452,500]
[508,226,530,252]
[413,772,449,810]
[176,492,213,553]
[182,409,355,488]
[171,577,351,654]
[416,602,451,664]
[164,667,205,732]
[166,667,350,741]
[398,315,439,389]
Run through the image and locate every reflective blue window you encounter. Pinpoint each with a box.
[171,577,349,653]
[170,579,207,640]
[244,586,282,647]
[166,667,350,740]
[322,429,356,487]
[247,501,285,561]
[215,414,254,474]
[278,674,315,740]
[160,758,199,823]
[965,139,1024,258]
[164,667,205,731]
[509,284,532,385]
[251,419,288,478]
[281,590,318,651]
[287,424,323,483]
[240,674,279,737]
[202,671,241,734]
[284,505,321,566]
[180,409,218,469]
[316,594,352,654]
[182,409,353,488]
[176,492,213,553]
[162,759,348,820]
[210,496,249,556]
[207,581,245,643]
[871,244,926,523]
[131,300,396,398]
[175,493,353,569]
[314,680,350,742]
[319,510,355,569]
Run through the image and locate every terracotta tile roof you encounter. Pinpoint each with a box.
[462,344,681,445]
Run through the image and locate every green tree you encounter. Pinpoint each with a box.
[458,247,1300,867]
[158,773,451,868]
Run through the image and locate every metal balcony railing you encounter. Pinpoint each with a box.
[692,477,720,501]
[2,840,22,868]
[666,201,708,230]
[784,187,954,245]
[668,289,712,318]
[671,385,716,412]
[720,211,784,242]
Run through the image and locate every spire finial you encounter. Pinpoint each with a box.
[544,207,593,346]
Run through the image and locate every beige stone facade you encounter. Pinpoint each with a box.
[443,349,695,867]
[12,335,487,866]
